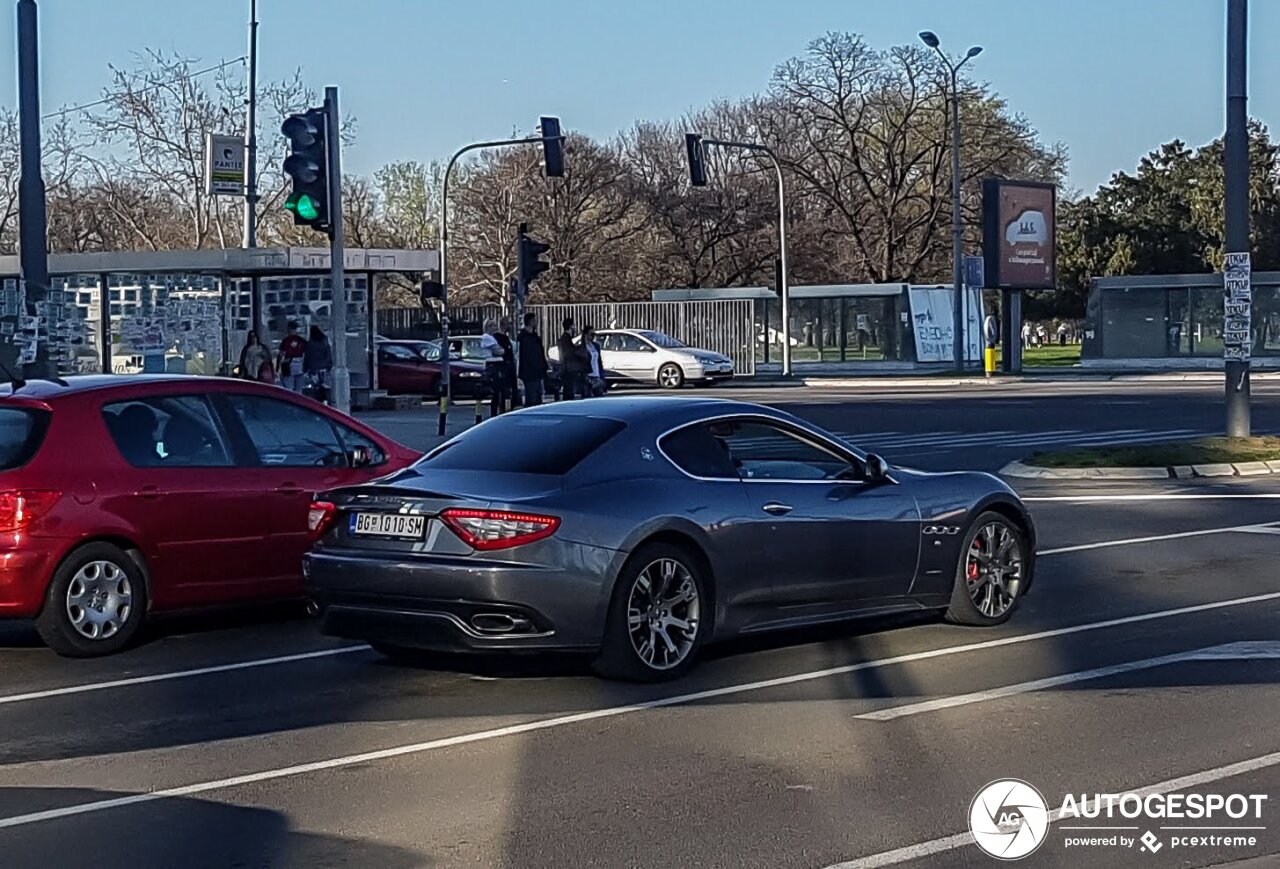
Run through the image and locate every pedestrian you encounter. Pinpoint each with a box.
[304,325,333,404]
[277,321,308,393]
[497,316,517,409]
[480,318,509,417]
[1057,323,1068,346]
[1021,322,1032,350]
[558,317,583,400]
[517,312,549,407]
[1036,324,1048,347]
[581,325,606,397]
[238,330,274,383]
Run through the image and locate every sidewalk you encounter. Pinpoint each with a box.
[761,371,1280,388]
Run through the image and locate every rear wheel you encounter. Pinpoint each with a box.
[593,543,707,682]
[944,512,1027,627]
[657,363,685,390]
[36,543,148,657]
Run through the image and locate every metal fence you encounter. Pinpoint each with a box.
[376,299,757,374]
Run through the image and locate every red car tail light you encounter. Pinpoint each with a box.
[308,501,338,540]
[439,508,560,551]
[0,490,62,533]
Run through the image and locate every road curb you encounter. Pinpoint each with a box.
[1001,460,1280,480]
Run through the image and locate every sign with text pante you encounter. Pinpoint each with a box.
[982,178,1057,290]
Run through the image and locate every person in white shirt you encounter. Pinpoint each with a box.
[581,326,606,397]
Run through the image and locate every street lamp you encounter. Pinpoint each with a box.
[920,30,982,372]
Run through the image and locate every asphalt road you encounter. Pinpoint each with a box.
[2,382,1279,868]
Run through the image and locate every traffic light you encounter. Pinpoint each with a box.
[281,107,330,233]
[420,278,444,305]
[517,225,551,293]
[685,133,708,187]
[772,257,784,296]
[540,116,564,178]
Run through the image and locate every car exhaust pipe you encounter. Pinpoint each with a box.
[470,613,530,634]
[304,599,321,617]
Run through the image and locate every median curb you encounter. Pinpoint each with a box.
[1000,460,1280,480]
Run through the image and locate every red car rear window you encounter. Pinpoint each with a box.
[0,407,51,472]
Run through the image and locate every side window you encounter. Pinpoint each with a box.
[334,423,389,467]
[715,421,854,481]
[379,345,416,362]
[599,334,621,352]
[623,334,651,352]
[226,394,347,468]
[660,424,739,479]
[103,396,233,468]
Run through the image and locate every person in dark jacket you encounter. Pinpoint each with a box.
[517,313,549,406]
[557,317,583,400]
[304,325,333,403]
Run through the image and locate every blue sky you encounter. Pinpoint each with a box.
[2,0,1277,194]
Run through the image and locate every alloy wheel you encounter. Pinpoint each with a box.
[965,522,1023,619]
[65,560,133,641]
[626,557,700,670]
[658,365,683,389]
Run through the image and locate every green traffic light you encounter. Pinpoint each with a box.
[295,194,320,221]
[285,192,321,221]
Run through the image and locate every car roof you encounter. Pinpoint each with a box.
[0,374,216,400]
[515,395,777,425]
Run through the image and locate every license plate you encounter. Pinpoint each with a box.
[349,512,426,540]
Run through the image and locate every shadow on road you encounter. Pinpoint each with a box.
[0,788,429,869]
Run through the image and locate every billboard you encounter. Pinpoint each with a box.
[982,178,1057,290]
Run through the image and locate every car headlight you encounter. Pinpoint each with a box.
[459,371,481,378]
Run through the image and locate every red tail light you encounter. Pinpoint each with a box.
[440,508,560,551]
[308,501,338,540]
[0,490,62,533]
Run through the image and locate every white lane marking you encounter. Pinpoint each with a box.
[0,645,371,706]
[1026,494,1280,502]
[1038,522,1280,555]
[856,641,1280,720]
[2,591,1279,829]
[822,749,1280,869]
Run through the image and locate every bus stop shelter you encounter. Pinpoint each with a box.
[0,246,438,400]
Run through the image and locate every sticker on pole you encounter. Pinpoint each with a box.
[204,133,246,196]
[1223,252,1251,362]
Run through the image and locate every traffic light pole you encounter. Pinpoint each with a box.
[701,138,790,377]
[242,0,258,249]
[437,132,564,436]
[324,86,350,414]
[16,0,52,381]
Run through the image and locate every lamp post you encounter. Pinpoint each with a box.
[920,31,982,372]
[690,137,791,377]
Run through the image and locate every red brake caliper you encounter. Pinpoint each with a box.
[967,540,982,581]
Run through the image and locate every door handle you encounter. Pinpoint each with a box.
[762,502,793,516]
[276,483,304,496]
[137,485,160,500]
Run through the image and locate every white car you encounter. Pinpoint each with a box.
[551,328,735,389]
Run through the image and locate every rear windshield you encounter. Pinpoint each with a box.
[0,407,50,472]
[420,414,626,475]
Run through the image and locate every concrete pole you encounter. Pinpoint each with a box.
[1224,0,1251,437]
[243,0,258,249]
[16,0,52,381]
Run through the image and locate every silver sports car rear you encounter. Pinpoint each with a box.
[303,398,1035,681]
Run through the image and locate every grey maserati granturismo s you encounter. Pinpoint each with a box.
[303,397,1036,681]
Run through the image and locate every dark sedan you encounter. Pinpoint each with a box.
[304,398,1035,681]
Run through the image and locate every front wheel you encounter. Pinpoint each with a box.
[36,543,148,657]
[945,512,1028,627]
[593,543,707,681]
[657,363,685,390]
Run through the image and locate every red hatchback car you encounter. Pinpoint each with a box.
[0,375,419,657]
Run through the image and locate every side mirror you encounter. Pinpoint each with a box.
[865,453,892,485]
[349,446,373,468]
